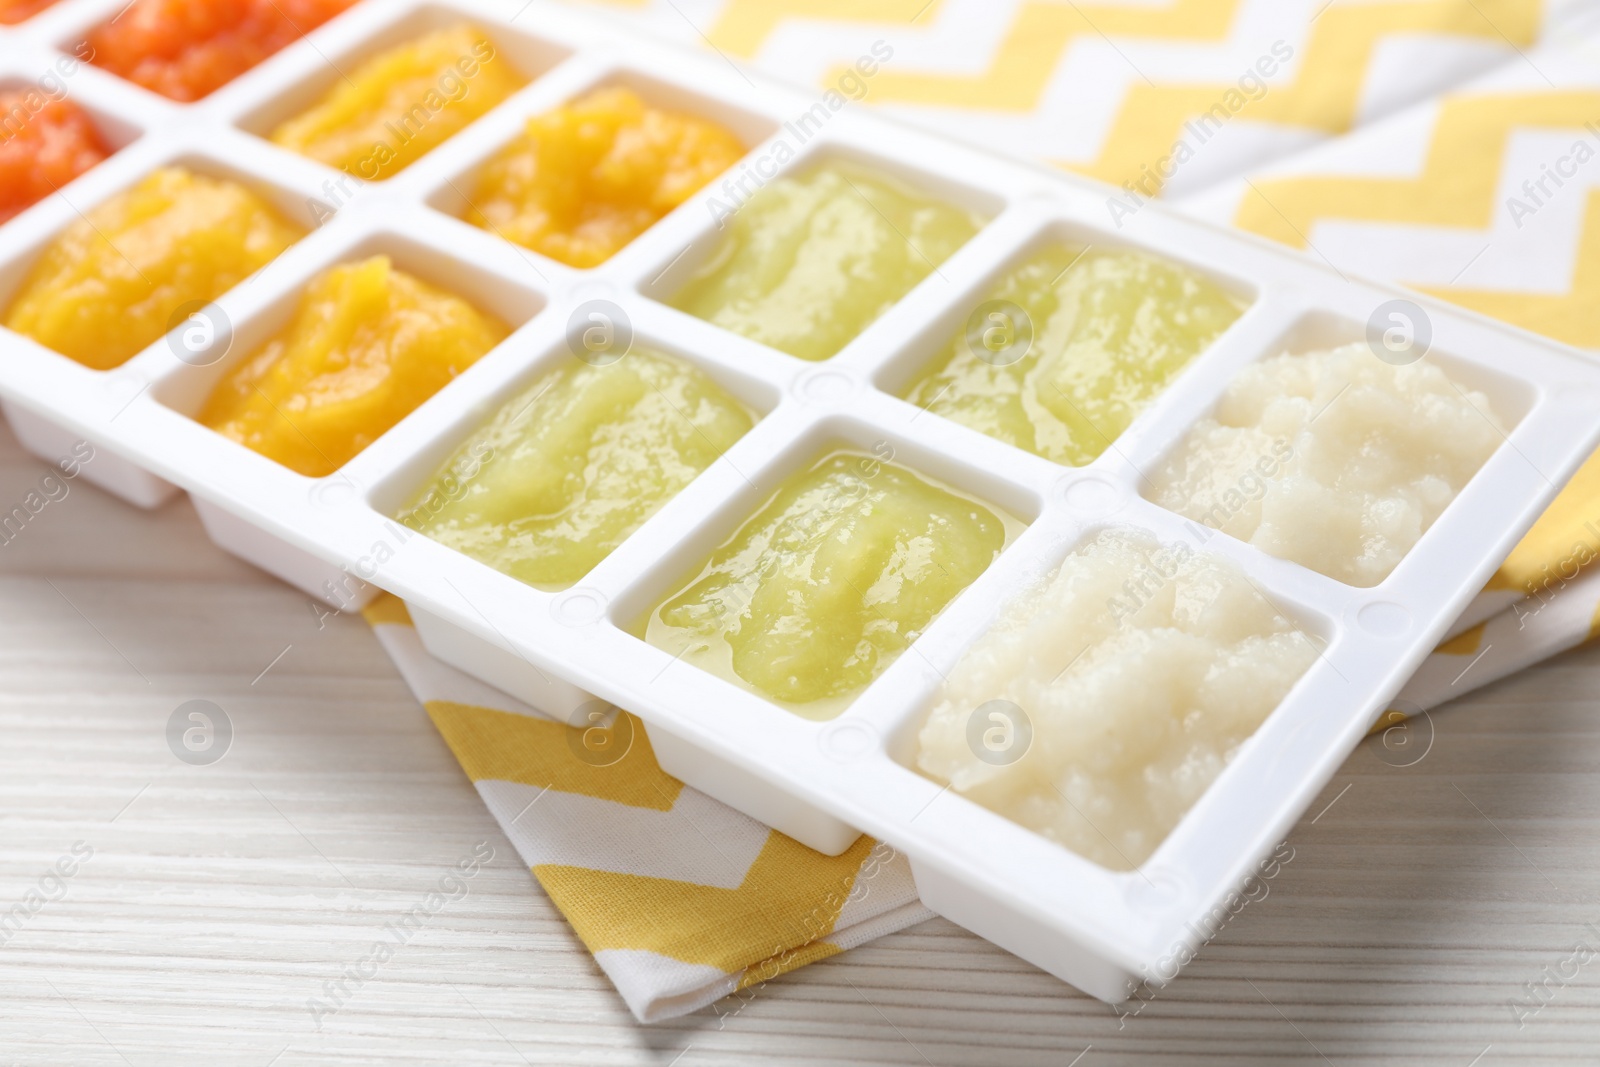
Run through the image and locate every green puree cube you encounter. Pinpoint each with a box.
[400,349,753,589]
[671,161,985,362]
[647,452,1022,719]
[903,244,1245,466]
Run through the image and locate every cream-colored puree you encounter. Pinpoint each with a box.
[1151,344,1503,587]
[916,530,1316,870]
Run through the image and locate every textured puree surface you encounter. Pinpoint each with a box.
[670,162,984,361]
[647,452,1015,718]
[270,23,522,182]
[400,348,753,588]
[917,529,1318,870]
[1152,344,1505,587]
[0,93,111,224]
[904,244,1244,466]
[468,86,747,268]
[198,255,506,478]
[3,167,302,370]
[86,0,358,102]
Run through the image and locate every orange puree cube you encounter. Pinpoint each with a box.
[0,93,110,223]
[467,86,746,268]
[4,167,303,370]
[0,0,58,24]
[87,0,357,103]
[269,24,523,182]
[199,256,507,477]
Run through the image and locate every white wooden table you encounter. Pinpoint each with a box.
[1,420,1597,1066]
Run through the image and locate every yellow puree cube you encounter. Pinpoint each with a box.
[467,86,746,268]
[270,24,523,181]
[199,255,507,477]
[3,167,302,370]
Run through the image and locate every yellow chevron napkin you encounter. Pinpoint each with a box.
[581,0,1594,196]
[362,596,931,1023]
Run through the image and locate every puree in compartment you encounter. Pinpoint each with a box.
[400,348,754,588]
[270,24,523,182]
[0,93,111,223]
[670,162,984,361]
[647,452,1016,718]
[4,167,303,370]
[917,529,1317,870]
[467,86,746,268]
[903,245,1244,466]
[0,0,57,23]
[1150,344,1504,587]
[199,255,506,477]
[88,0,358,102]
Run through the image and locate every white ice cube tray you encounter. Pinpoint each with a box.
[3,0,1599,1005]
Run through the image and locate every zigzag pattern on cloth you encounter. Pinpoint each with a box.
[694,0,1549,193]
[1235,92,1600,347]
